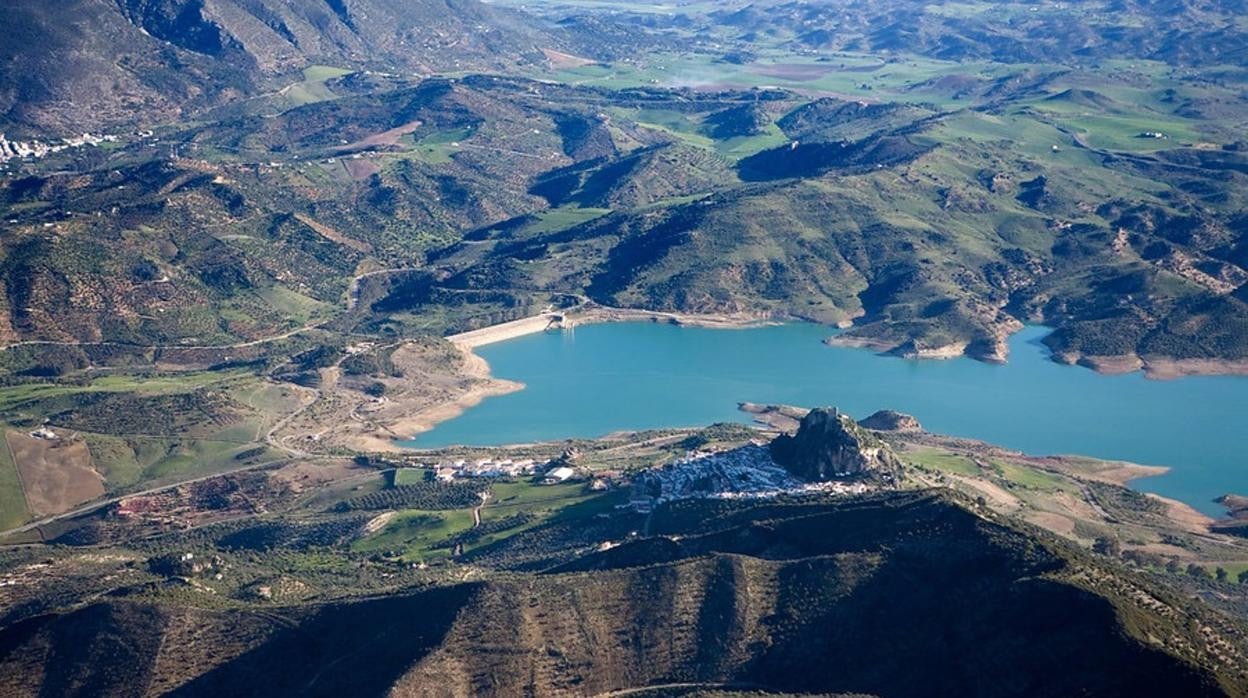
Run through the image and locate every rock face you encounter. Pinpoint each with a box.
[770,407,902,482]
[860,409,922,432]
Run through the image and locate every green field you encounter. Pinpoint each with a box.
[0,370,247,413]
[1204,561,1248,583]
[391,468,429,486]
[276,65,354,107]
[469,481,617,553]
[993,461,1072,492]
[254,286,334,324]
[905,449,982,476]
[352,509,476,561]
[398,127,476,164]
[349,480,608,560]
[0,431,29,530]
[526,206,612,233]
[485,481,595,514]
[84,434,277,491]
[234,382,304,416]
[302,65,352,82]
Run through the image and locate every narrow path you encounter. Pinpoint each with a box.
[264,383,322,457]
[1077,480,1113,520]
[472,490,491,528]
[3,431,30,523]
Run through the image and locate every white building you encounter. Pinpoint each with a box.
[544,466,576,483]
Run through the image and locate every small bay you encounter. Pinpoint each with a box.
[404,322,1248,515]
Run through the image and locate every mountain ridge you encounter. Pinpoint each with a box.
[0,0,580,136]
[1,491,1242,696]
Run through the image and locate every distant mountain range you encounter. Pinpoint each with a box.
[0,0,580,136]
[0,0,1246,370]
[707,0,1248,67]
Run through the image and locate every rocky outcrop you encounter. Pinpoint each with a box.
[769,407,902,483]
[1212,495,1248,537]
[1216,494,1248,519]
[860,409,922,432]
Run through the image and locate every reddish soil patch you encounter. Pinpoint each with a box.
[1154,495,1214,534]
[6,431,104,518]
[339,120,423,152]
[542,48,597,69]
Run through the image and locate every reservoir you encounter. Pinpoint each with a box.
[405,322,1248,515]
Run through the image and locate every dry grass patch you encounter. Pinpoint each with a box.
[6,431,104,518]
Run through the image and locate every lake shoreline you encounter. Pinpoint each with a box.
[411,309,775,444]
[448,306,778,351]
[832,328,1248,379]
[1055,351,1248,380]
[452,309,1248,379]
[403,321,1247,517]
[387,347,524,443]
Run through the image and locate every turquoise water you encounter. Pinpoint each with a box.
[405,323,1248,514]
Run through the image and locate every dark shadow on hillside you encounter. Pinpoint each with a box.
[168,584,478,697]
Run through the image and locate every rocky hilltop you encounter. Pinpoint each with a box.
[860,409,923,432]
[770,407,904,483]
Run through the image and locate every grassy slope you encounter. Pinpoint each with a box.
[0,432,28,529]
[351,480,606,561]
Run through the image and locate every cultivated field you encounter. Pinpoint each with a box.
[5,431,103,519]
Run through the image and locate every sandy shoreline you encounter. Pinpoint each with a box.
[1138,356,1248,380]
[381,307,777,443]
[824,334,970,360]
[381,348,523,445]
[832,328,1248,380]
[1054,351,1248,380]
